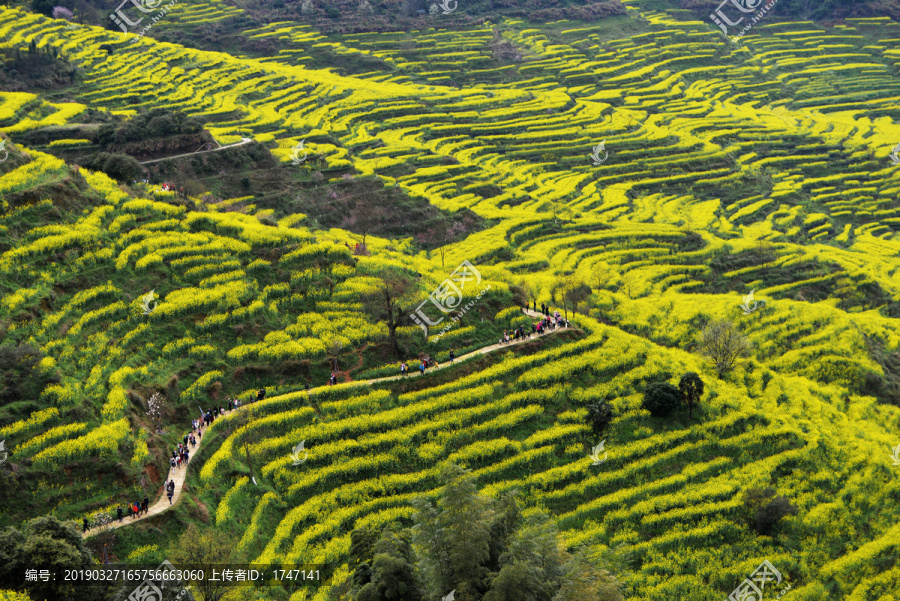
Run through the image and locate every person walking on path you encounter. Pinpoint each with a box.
[166,480,175,505]
[449,350,455,364]
[257,387,266,402]
[117,506,123,522]
[419,361,426,376]
[83,518,89,533]
[142,497,149,515]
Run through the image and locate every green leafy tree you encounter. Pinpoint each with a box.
[84,152,144,182]
[169,523,240,601]
[412,463,495,601]
[553,547,623,601]
[353,529,421,601]
[677,372,704,420]
[0,343,59,406]
[642,382,682,417]
[351,470,624,601]
[30,0,55,16]
[485,491,522,574]
[484,510,567,601]
[0,517,113,601]
[743,488,798,536]
[586,400,613,435]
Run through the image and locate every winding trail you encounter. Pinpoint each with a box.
[365,308,570,384]
[138,137,253,165]
[82,308,571,538]
[81,421,224,539]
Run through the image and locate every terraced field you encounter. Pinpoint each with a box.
[2,1,900,600]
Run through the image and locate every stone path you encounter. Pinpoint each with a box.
[82,308,571,537]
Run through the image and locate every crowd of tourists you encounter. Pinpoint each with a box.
[82,389,269,533]
[398,351,450,377]
[395,303,571,377]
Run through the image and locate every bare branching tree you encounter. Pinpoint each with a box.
[361,269,418,359]
[327,338,344,371]
[699,319,751,377]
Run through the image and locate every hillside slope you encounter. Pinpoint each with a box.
[1,2,900,601]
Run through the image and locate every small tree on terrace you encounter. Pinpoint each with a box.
[361,268,419,359]
[586,400,613,435]
[519,279,538,310]
[327,337,344,371]
[620,271,638,299]
[567,282,591,317]
[699,319,751,377]
[420,219,466,269]
[554,275,589,319]
[742,487,798,536]
[346,197,391,250]
[678,372,704,420]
